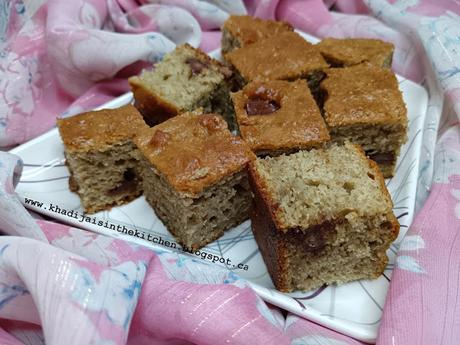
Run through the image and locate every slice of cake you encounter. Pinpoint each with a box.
[57,105,147,214]
[317,38,394,68]
[231,79,330,156]
[129,44,235,128]
[221,15,293,53]
[249,142,399,292]
[320,64,407,177]
[135,112,255,250]
[224,32,329,92]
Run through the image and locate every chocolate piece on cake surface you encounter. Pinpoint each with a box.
[135,112,255,250]
[320,64,407,177]
[129,44,236,129]
[57,105,147,213]
[221,15,293,54]
[224,32,329,93]
[317,38,394,68]
[249,142,399,292]
[231,80,330,156]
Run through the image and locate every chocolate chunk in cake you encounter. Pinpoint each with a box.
[245,98,280,115]
[185,57,208,75]
[232,80,330,156]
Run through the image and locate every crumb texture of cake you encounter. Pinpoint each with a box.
[317,38,394,68]
[232,80,330,156]
[249,142,399,292]
[221,15,293,53]
[129,44,235,127]
[224,31,329,87]
[57,105,147,214]
[320,64,407,177]
[135,112,255,250]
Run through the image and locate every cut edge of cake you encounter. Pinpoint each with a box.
[129,44,236,128]
[248,142,399,292]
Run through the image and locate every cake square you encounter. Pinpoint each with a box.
[320,64,407,177]
[135,112,255,250]
[231,79,330,156]
[248,142,399,292]
[221,15,293,53]
[57,105,147,213]
[317,38,394,68]
[224,32,329,91]
[129,44,235,128]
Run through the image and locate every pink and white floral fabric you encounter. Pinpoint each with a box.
[1,0,459,344]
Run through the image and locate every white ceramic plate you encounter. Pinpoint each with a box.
[10,33,428,343]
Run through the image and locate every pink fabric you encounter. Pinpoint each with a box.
[1,0,460,344]
[277,0,333,32]
[334,0,370,14]
[378,125,460,344]
[285,315,365,345]
[129,257,290,345]
[380,181,460,343]
[0,326,23,345]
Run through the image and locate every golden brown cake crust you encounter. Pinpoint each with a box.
[223,15,293,47]
[249,168,290,291]
[317,38,394,68]
[135,112,255,197]
[367,156,400,236]
[57,105,147,153]
[248,160,285,231]
[321,64,407,128]
[371,158,400,243]
[129,77,180,126]
[232,80,330,155]
[249,159,295,291]
[225,32,329,82]
[355,144,395,209]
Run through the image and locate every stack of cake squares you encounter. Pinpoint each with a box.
[57,15,408,293]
